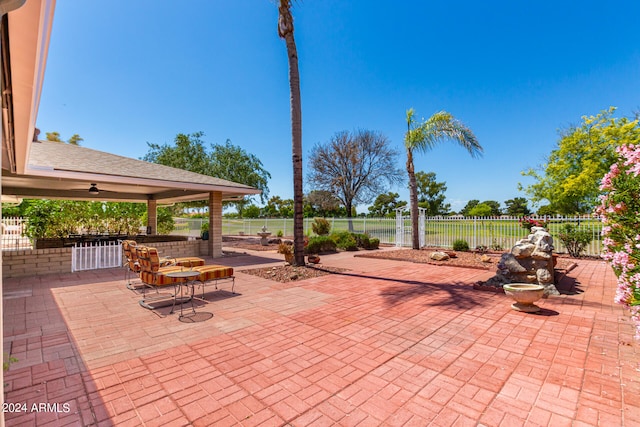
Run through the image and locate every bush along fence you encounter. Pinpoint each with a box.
[172,215,604,257]
[1,217,31,250]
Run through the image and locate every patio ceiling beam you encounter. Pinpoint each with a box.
[2,185,252,204]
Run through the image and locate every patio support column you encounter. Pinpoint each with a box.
[208,191,223,257]
[147,199,157,235]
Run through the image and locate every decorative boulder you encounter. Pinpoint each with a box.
[430,251,450,261]
[479,226,559,296]
[512,242,535,258]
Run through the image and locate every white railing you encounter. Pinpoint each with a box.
[71,241,123,272]
[171,215,604,256]
[1,217,32,250]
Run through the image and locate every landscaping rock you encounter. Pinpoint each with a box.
[430,251,450,261]
[481,227,559,295]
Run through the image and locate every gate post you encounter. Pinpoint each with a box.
[395,208,404,247]
[419,208,426,248]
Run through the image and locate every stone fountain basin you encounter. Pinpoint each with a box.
[503,283,545,312]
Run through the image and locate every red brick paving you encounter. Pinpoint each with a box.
[3,248,640,426]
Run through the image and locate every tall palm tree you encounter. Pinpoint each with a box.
[405,109,483,249]
[278,0,305,265]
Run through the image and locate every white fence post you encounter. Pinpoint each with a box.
[395,208,404,247]
[418,208,426,248]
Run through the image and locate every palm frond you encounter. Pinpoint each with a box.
[404,110,483,158]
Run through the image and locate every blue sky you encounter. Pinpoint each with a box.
[36,1,640,213]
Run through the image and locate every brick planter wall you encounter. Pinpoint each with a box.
[3,248,73,278]
[2,239,204,279]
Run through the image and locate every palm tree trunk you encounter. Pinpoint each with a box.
[279,1,305,266]
[406,146,420,249]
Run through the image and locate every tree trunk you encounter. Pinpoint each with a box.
[281,10,305,266]
[346,201,354,232]
[406,146,420,249]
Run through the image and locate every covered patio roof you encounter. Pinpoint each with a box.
[2,140,261,204]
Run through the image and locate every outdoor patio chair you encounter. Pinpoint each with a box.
[124,240,205,289]
[122,240,202,290]
[136,246,195,309]
[122,240,142,290]
[137,246,235,302]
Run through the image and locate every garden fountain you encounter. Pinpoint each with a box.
[257,225,272,246]
[480,226,559,297]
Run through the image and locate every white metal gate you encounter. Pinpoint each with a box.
[71,241,123,272]
[395,208,426,247]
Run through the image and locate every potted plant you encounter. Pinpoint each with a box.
[201,222,209,240]
[278,242,294,264]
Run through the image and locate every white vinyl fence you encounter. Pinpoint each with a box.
[1,217,32,250]
[71,241,123,272]
[173,215,604,256]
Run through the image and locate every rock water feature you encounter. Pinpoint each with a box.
[481,226,559,296]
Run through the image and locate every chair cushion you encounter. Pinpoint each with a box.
[168,257,205,268]
[140,265,185,286]
[192,265,234,281]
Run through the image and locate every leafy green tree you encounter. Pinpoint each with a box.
[263,196,294,218]
[46,131,83,145]
[308,129,403,225]
[537,205,556,216]
[304,190,343,218]
[144,132,210,174]
[263,196,280,217]
[468,203,493,217]
[480,200,502,216]
[24,200,85,238]
[460,200,480,216]
[144,133,270,216]
[278,0,305,265]
[404,109,482,249]
[415,171,450,215]
[368,192,407,217]
[278,199,294,218]
[209,140,271,216]
[103,202,145,234]
[45,132,62,142]
[521,107,640,214]
[242,204,261,219]
[20,199,149,238]
[504,197,531,216]
[142,207,174,234]
[67,134,83,145]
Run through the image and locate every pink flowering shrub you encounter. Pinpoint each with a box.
[597,143,640,338]
[518,216,549,231]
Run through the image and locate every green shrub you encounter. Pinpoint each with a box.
[276,230,283,238]
[557,223,593,258]
[305,236,337,254]
[311,218,331,236]
[341,235,359,251]
[452,239,470,251]
[352,233,370,248]
[330,231,359,251]
[366,238,380,250]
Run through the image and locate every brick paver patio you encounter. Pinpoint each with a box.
[3,248,639,426]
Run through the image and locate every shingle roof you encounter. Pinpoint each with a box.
[2,140,261,203]
[29,140,255,190]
